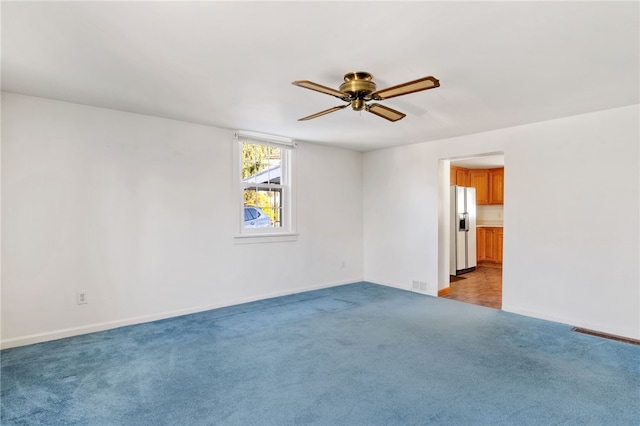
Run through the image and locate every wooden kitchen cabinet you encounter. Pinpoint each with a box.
[484,228,498,262]
[450,166,470,187]
[489,168,504,205]
[469,170,489,204]
[452,166,504,205]
[467,168,504,205]
[476,227,486,261]
[477,227,503,264]
[456,168,470,187]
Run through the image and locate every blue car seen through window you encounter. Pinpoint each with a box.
[244,206,272,228]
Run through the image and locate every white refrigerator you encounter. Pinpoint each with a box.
[450,186,477,276]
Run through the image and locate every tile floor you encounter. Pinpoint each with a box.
[443,264,502,309]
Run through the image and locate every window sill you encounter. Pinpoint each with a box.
[233,232,299,244]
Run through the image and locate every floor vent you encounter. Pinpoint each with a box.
[572,327,640,346]
[412,280,428,293]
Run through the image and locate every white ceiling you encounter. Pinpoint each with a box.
[2,1,638,152]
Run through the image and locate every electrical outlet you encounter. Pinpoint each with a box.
[77,291,88,305]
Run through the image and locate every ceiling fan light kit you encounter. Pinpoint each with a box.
[292,71,439,122]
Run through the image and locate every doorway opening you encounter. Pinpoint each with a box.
[440,154,504,310]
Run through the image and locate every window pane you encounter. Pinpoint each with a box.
[237,136,292,236]
[243,187,282,228]
[242,143,281,181]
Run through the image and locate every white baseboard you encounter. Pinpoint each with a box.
[364,279,437,297]
[1,278,361,350]
[501,304,640,341]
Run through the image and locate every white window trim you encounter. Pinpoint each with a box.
[233,131,298,244]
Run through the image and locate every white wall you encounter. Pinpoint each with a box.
[363,105,640,340]
[3,93,638,346]
[1,93,364,348]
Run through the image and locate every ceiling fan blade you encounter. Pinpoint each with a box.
[367,103,406,122]
[292,80,348,99]
[370,76,440,100]
[298,104,349,121]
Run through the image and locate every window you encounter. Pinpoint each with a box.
[233,131,297,242]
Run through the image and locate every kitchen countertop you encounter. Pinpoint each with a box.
[477,222,503,227]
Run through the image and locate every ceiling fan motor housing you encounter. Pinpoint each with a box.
[340,72,376,110]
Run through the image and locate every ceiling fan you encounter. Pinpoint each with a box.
[292,71,439,122]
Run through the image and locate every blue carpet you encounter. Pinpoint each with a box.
[2,282,639,425]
